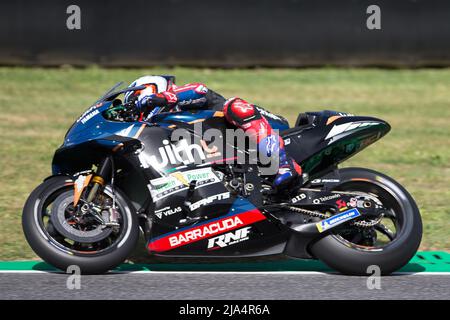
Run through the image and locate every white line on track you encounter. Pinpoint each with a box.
[0,270,449,275]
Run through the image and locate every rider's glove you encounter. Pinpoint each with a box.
[136,93,167,110]
[136,92,178,111]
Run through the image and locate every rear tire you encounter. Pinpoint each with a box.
[309,167,422,275]
[22,176,139,274]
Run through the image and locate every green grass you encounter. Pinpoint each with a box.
[0,67,449,260]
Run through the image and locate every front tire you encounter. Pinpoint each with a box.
[309,167,422,275]
[22,176,139,274]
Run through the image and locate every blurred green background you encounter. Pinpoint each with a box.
[0,67,449,260]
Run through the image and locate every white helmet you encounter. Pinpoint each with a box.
[124,75,170,104]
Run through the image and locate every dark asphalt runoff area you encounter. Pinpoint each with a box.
[1,272,449,300]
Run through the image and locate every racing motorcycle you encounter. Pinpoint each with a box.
[22,81,422,275]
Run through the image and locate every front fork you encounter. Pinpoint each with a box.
[73,157,113,207]
[86,157,112,202]
[72,157,121,227]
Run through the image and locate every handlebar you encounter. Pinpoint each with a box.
[104,100,168,122]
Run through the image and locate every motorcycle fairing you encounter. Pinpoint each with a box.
[147,197,286,256]
[147,167,233,228]
[283,110,391,178]
[55,106,287,176]
[53,101,147,175]
[51,104,392,259]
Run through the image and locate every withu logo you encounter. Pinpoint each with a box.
[139,139,206,169]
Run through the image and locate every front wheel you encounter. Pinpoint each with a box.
[309,167,422,275]
[22,176,139,274]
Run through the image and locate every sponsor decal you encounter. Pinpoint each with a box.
[185,171,213,182]
[312,193,342,204]
[76,104,102,124]
[336,199,348,211]
[168,216,244,248]
[291,193,306,204]
[149,178,183,201]
[171,172,190,186]
[316,208,361,233]
[138,138,223,170]
[255,106,282,121]
[189,192,230,211]
[154,206,182,219]
[148,168,221,201]
[207,227,251,249]
[311,179,340,184]
[177,97,207,106]
[78,109,99,124]
[138,139,206,169]
[148,209,266,252]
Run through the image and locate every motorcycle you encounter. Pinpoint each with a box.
[22,81,422,275]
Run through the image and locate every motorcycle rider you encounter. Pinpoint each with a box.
[124,75,303,189]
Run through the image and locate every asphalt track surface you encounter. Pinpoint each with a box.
[1,271,449,300]
[2,252,449,300]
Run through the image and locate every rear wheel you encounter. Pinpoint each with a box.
[22,176,139,274]
[309,167,422,275]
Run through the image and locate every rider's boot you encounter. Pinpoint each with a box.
[258,134,303,189]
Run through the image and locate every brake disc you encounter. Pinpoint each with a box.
[50,190,112,243]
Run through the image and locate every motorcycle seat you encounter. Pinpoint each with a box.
[281,112,315,137]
